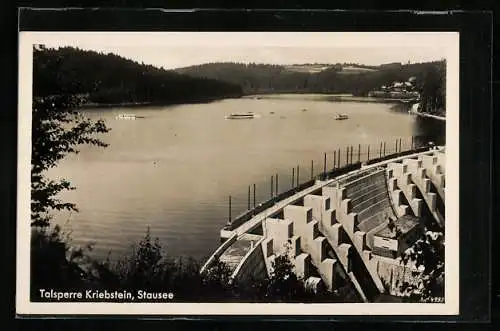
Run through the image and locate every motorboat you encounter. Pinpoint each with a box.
[335,113,349,120]
[225,112,255,119]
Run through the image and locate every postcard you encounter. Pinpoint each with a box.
[17,31,459,316]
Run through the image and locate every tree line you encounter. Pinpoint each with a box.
[33,46,445,114]
[33,46,243,104]
[175,60,446,108]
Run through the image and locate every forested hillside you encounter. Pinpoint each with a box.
[32,46,445,112]
[33,46,243,104]
[176,61,445,103]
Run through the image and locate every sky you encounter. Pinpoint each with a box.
[25,32,456,70]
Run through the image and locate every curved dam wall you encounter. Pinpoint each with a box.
[323,168,397,247]
[231,237,268,285]
[202,148,445,301]
[321,168,410,297]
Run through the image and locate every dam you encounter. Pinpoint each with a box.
[200,145,446,302]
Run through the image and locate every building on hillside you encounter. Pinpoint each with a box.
[368,77,420,100]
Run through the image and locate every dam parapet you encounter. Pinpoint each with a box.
[201,146,446,301]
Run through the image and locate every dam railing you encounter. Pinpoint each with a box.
[224,137,431,232]
[199,233,238,274]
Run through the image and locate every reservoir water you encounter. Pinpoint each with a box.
[47,95,445,261]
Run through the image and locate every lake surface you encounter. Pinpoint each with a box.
[48,95,445,261]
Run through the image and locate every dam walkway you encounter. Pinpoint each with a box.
[222,177,338,238]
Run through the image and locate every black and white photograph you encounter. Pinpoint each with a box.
[17,31,459,315]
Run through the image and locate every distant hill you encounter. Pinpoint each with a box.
[338,66,378,75]
[283,64,338,73]
[33,46,243,105]
[175,61,445,98]
[33,47,444,112]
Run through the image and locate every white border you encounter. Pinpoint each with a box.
[17,32,459,316]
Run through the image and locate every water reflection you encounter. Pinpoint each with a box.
[412,116,446,147]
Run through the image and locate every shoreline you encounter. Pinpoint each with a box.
[77,95,242,110]
[408,109,446,121]
[326,95,419,104]
[76,93,423,110]
[242,93,419,105]
[72,94,448,120]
